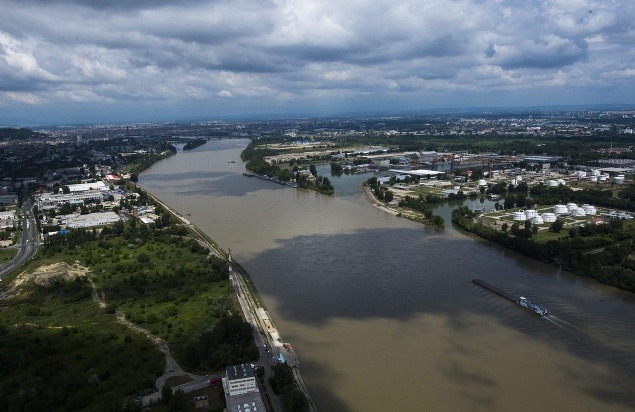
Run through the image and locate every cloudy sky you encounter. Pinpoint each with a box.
[1,0,634,124]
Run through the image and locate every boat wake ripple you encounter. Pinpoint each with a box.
[545,315,580,332]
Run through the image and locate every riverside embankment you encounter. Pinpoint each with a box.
[140,187,316,411]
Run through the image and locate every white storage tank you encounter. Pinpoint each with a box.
[591,169,601,176]
[478,179,487,187]
[576,171,587,178]
[513,211,526,221]
[547,180,559,187]
[531,215,544,225]
[590,176,598,183]
[566,202,578,212]
[525,209,537,219]
[599,174,608,181]
[542,212,557,222]
[571,208,586,217]
[553,204,568,214]
[613,174,625,184]
[582,204,597,215]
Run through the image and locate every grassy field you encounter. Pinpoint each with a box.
[530,229,569,242]
[0,248,17,264]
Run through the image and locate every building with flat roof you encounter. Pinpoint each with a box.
[388,169,445,177]
[226,364,257,396]
[0,210,17,229]
[523,155,563,163]
[225,390,266,412]
[67,181,108,193]
[597,166,635,174]
[61,211,120,228]
[223,363,266,412]
[37,191,104,210]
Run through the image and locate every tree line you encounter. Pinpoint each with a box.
[452,206,635,293]
[269,362,309,412]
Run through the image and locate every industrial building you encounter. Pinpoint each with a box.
[66,181,108,193]
[37,190,104,210]
[388,169,446,178]
[60,211,120,228]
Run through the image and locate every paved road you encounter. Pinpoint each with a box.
[230,269,283,411]
[0,200,38,279]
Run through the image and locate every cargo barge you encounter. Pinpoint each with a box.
[471,278,549,316]
[471,278,516,302]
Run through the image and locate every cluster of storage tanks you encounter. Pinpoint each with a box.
[512,209,554,224]
[484,171,625,190]
[576,170,625,184]
[553,203,597,217]
[512,203,597,223]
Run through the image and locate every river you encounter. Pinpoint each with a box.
[140,139,635,412]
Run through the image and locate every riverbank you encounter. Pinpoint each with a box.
[452,206,635,293]
[361,184,447,228]
[140,187,316,410]
[361,184,399,216]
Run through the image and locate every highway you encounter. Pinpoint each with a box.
[0,200,38,279]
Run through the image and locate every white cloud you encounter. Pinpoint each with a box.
[217,90,233,97]
[5,92,39,104]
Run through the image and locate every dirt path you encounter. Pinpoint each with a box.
[361,185,399,215]
[0,257,204,406]
[2,261,196,386]
[87,277,200,393]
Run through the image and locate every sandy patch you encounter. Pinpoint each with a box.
[4,261,89,298]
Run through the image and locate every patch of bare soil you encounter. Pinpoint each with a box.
[1,261,89,299]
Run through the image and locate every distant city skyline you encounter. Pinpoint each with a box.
[1,0,634,125]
